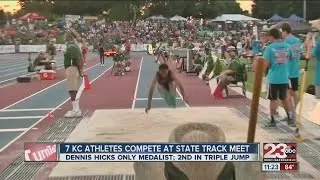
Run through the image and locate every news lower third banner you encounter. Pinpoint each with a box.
[24,143,260,162]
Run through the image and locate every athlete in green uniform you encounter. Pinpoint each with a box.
[64,28,83,118]
[145,64,187,113]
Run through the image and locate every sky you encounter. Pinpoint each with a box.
[0,1,20,13]
[0,0,253,13]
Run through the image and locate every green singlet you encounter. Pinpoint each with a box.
[158,85,176,108]
[157,71,176,108]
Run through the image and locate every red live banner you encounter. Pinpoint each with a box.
[24,143,57,162]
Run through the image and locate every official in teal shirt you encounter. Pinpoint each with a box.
[312,39,320,85]
[262,28,294,127]
[252,40,261,56]
[312,38,320,99]
[280,22,302,109]
[284,36,301,79]
[263,41,292,85]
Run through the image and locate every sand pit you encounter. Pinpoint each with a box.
[49,107,319,179]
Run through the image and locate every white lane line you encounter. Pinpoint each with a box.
[0,70,36,78]
[0,65,64,85]
[135,97,182,100]
[0,65,30,73]
[131,57,143,109]
[76,63,113,100]
[0,54,96,84]
[0,62,64,78]
[0,116,44,120]
[0,62,113,152]
[0,60,31,66]
[0,60,62,72]
[0,72,37,84]
[0,64,29,71]
[0,128,38,132]
[154,55,190,107]
[176,87,190,107]
[0,108,59,112]
[0,63,100,111]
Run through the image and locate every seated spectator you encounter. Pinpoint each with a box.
[191,52,204,75]
[218,46,246,88]
[33,52,49,66]
[33,52,54,70]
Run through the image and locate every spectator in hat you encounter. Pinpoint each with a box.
[218,46,246,89]
[64,28,83,118]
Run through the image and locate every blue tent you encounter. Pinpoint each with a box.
[267,14,284,23]
[271,20,312,34]
[288,14,305,22]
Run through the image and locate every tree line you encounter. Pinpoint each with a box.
[252,0,320,20]
[11,0,320,21]
[16,0,244,21]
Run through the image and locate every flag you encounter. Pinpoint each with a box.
[209,77,224,99]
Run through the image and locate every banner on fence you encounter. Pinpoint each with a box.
[120,44,148,52]
[19,45,46,53]
[54,44,67,52]
[0,44,149,54]
[0,45,15,54]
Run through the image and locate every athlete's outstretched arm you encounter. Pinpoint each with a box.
[146,76,157,113]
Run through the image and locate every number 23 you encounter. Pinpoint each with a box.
[264,144,287,159]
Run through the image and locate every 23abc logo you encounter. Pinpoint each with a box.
[263,143,297,159]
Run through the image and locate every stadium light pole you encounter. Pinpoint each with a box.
[303,0,307,20]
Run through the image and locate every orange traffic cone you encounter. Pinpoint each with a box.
[47,112,54,118]
[84,74,90,90]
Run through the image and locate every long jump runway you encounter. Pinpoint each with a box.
[0,55,112,151]
[132,53,188,109]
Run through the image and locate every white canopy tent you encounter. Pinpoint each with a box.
[147,15,167,21]
[310,19,320,30]
[209,14,260,22]
[170,15,187,21]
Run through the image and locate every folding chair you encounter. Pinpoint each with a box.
[225,63,247,98]
[226,80,247,98]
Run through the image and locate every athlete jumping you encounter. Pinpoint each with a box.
[145,63,187,113]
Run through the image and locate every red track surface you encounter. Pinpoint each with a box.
[165,58,250,107]
[80,56,142,110]
[0,56,99,109]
